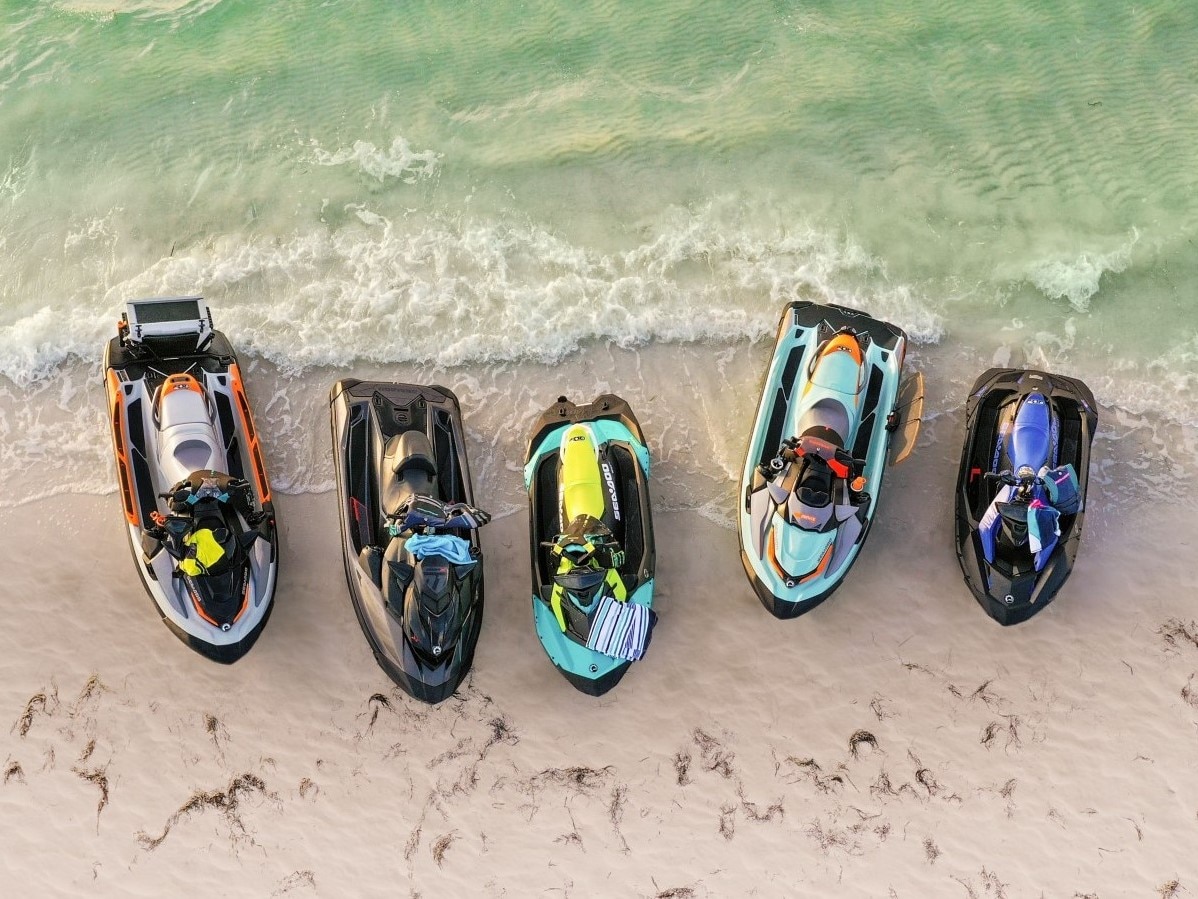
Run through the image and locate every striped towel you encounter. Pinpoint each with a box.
[586,595,657,662]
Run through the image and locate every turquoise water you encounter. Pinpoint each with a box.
[2,0,1196,499]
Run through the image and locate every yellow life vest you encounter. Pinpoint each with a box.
[179,528,227,576]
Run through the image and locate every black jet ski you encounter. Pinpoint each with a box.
[103,297,278,662]
[329,380,488,703]
[955,368,1098,625]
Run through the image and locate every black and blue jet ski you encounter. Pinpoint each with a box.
[955,368,1098,625]
[103,297,278,663]
[330,380,488,703]
[739,301,923,618]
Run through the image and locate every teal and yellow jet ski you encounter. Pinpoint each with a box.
[738,302,923,618]
[524,395,656,696]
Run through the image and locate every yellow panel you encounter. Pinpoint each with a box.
[560,424,605,522]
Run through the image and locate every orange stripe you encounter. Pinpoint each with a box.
[823,332,863,365]
[767,529,788,580]
[185,579,220,627]
[228,363,271,503]
[768,527,835,586]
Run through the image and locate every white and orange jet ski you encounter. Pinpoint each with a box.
[103,297,277,662]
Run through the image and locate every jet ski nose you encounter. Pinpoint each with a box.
[809,332,866,394]
[818,332,863,365]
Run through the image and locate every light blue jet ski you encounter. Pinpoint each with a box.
[738,301,923,618]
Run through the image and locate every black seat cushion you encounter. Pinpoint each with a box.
[797,460,833,507]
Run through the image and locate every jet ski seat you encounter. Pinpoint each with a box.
[797,459,833,507]
[796,401,850,449]
[382,432,439,515]
[1009,393,1051,469]
[155,376,221,481]
[560,424,605,524]
[387,431,437,475]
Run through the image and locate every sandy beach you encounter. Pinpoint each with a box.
[5,1,1198,894]
[2,398,1195,898]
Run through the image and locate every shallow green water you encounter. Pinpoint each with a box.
[1,0,1196,494]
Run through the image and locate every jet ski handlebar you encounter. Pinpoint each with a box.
[984,469,1047,504]
[984,469,1043,488]
[386,497,491,537]
[770,436,866,479]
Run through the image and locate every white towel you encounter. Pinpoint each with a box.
[585,595,656,662]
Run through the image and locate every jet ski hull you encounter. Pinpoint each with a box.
[103,298,278,663]
[524,395,655,696]
[954,368,1098,625]
[738,301,913,618]
[329,380,484,703]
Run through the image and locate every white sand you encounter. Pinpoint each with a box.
[2,401,1196,897]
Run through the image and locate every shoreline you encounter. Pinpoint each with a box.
[3,336,1194,513]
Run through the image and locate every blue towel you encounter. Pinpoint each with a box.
[585,595,656,662]
[1041,464,1080,514]
[1026,501,1060,571]
[404,534,476,565]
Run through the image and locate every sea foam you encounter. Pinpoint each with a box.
[310,138,442,184]
[1022,230,1138,312]
[0,200,944,386]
